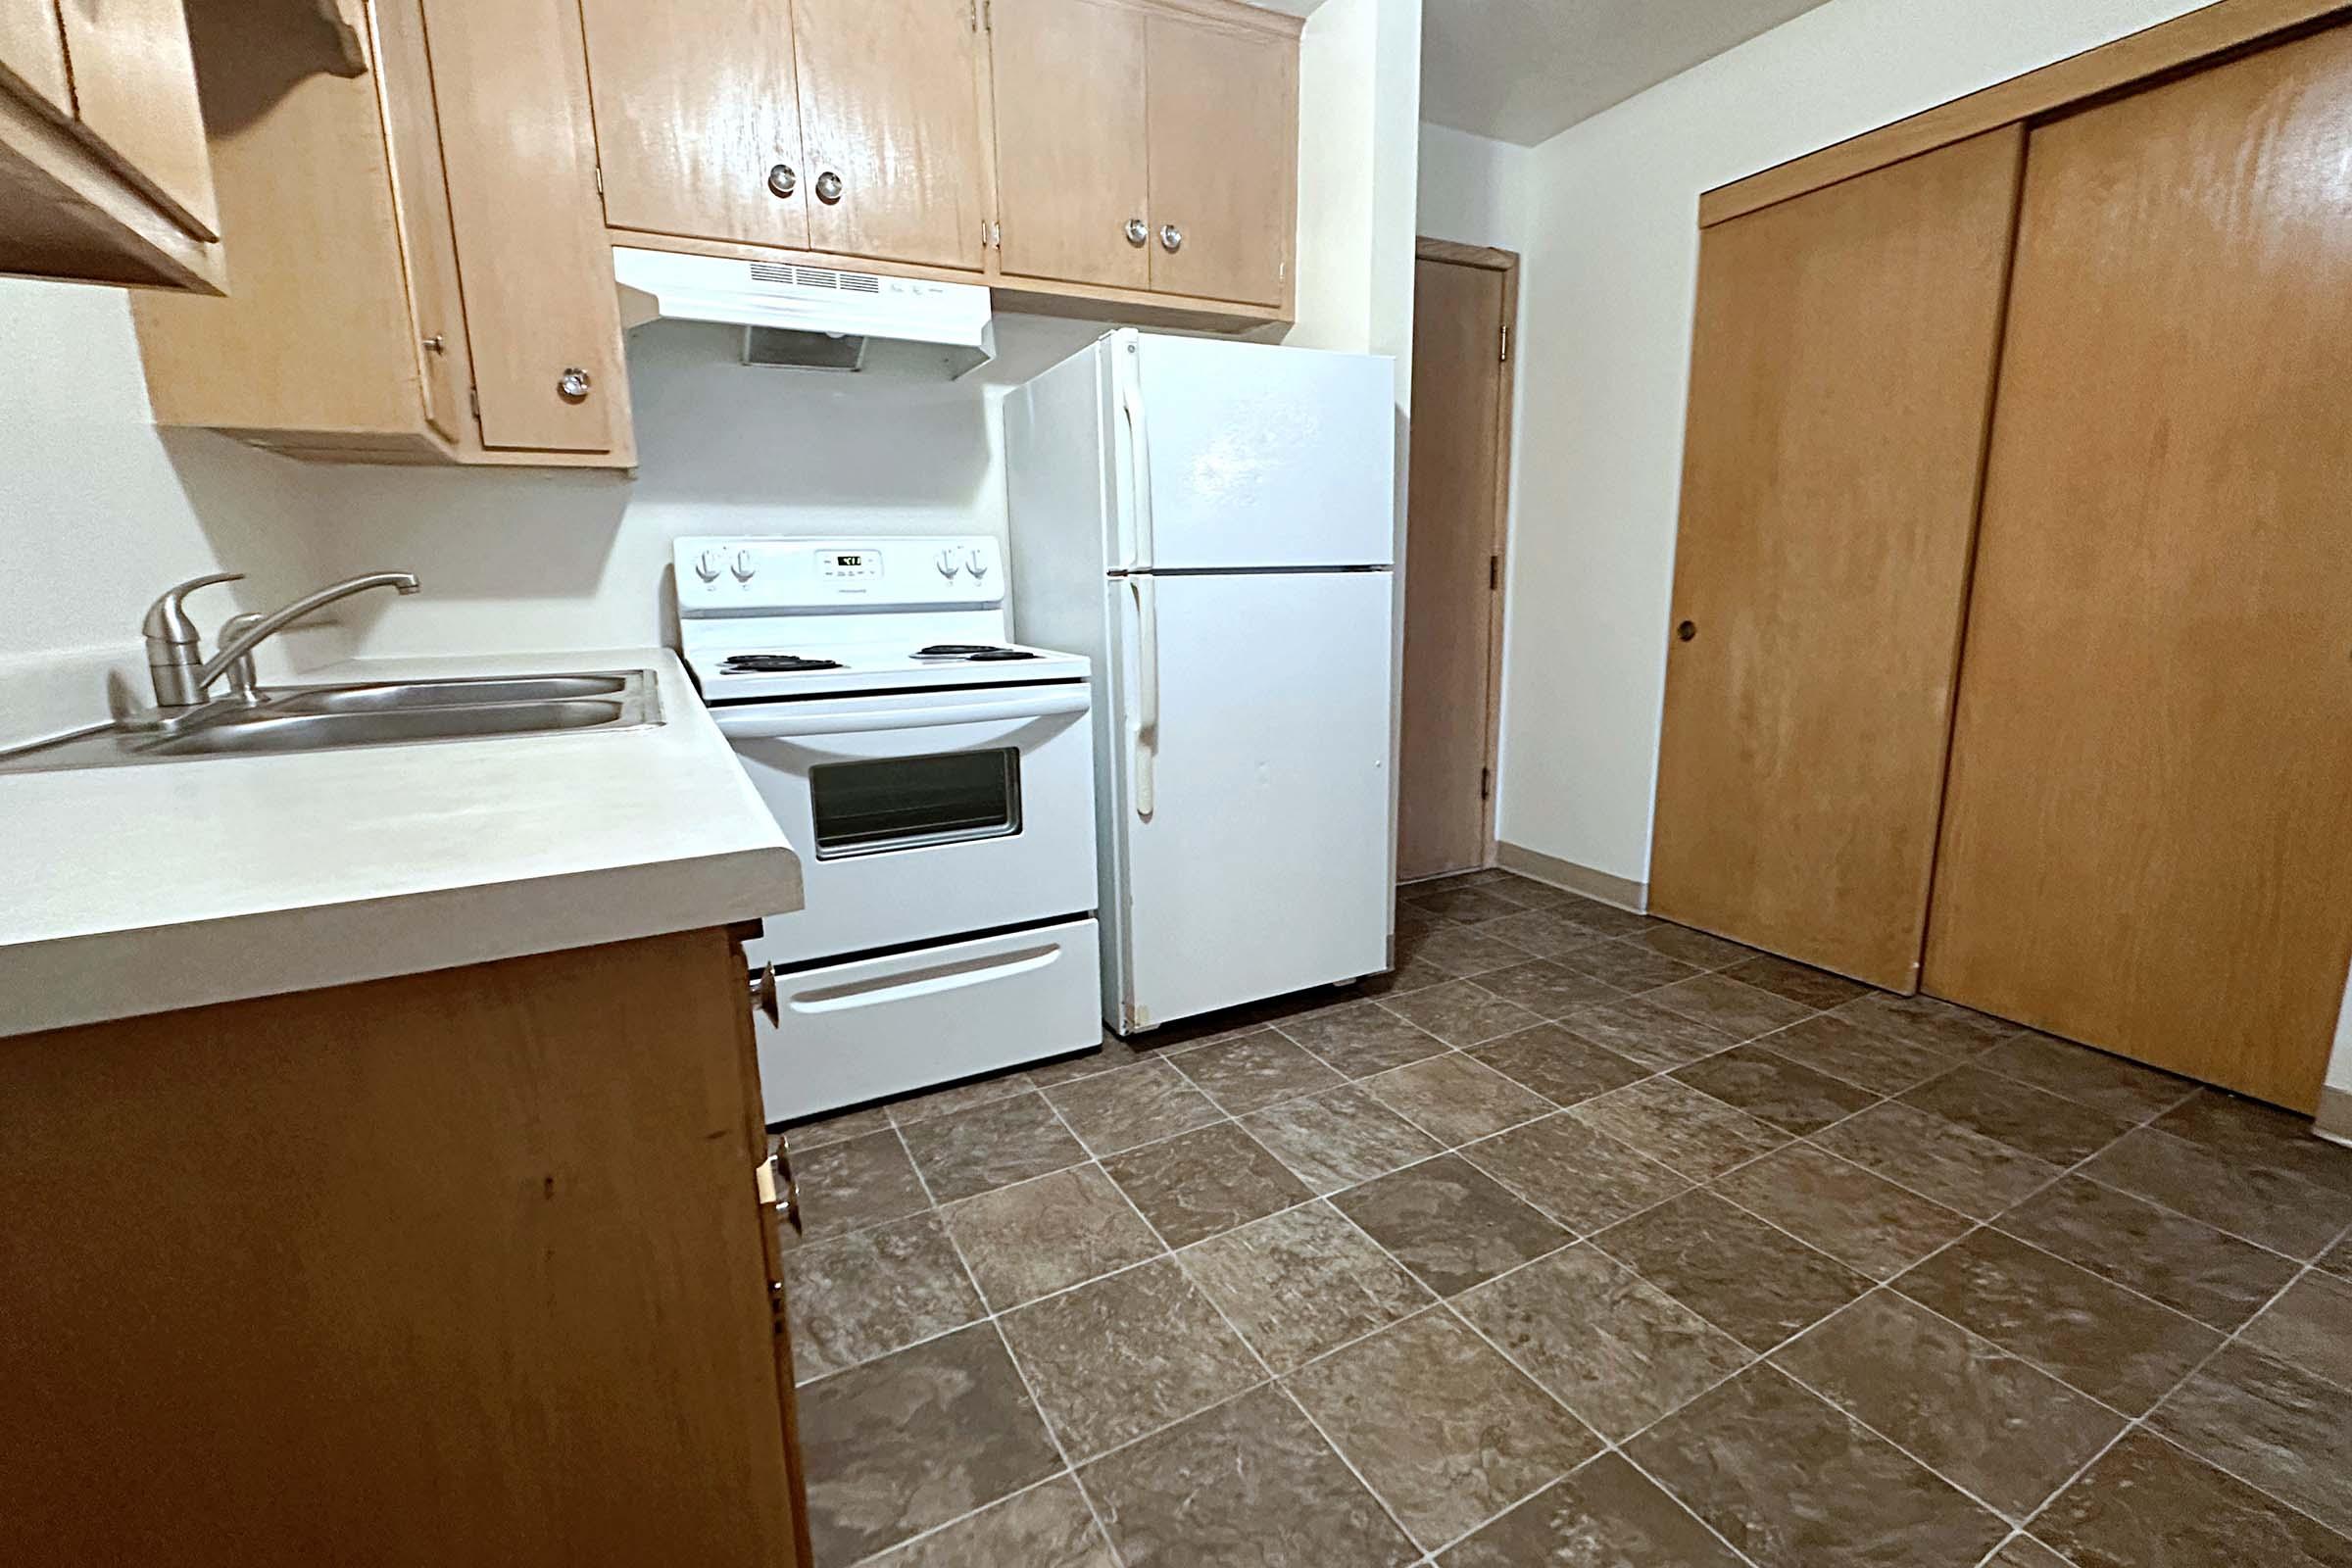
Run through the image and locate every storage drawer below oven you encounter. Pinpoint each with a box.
[753,917,1102,1124]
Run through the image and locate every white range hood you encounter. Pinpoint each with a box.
[612,245,996,379]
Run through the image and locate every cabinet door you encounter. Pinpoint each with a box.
[1144,16,1293,307]
[577,0,810,251]
[1647,127,2024,991]
[419,0,629,456]
[792,0,987,270]
[52,0,218,238]
[1924,24,2352,1111]
[0,0,70,118]
[371,0,468,442]
[988,0,1149,289]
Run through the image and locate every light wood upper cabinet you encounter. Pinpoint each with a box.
[133,0,633,466]
[0,0,224,291]
[577,0,812,253]
[0,1,72,117]
[989,0,1150,290]
[791,0,990,270]
[1144,13,1295,308]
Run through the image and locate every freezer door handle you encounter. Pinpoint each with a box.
[712,689,1089,739]
[1127,573,1159,819]
[1120,376,1153,571]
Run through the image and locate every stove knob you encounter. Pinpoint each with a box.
[731,550,758,583]
[965,549,990,579]
[694,549,723,583]
[936,549,960,578]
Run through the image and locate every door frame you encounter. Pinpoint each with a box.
[1409,235,1519,870]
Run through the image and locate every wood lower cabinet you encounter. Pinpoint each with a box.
[0,928,810,1567]
[1648,126,2024,992]
[1923,23,2352,1112]
[131,0,633,466]
[0,0,224,291]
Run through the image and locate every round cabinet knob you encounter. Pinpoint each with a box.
[694,549,723,584]
[1124,217,1149,246]
[1677,619,1697,643]
[936,549,960,579]
[557,367,592,403]
[766,162,798,198]
[731,550,758,583]
[1158,223,1183,253]
[814,171,844,205]
[965,549,990,578]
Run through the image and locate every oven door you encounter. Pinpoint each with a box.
[713,682,1098,962]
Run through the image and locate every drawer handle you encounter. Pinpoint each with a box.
[747,961,780,1025]
[766,162,797,198]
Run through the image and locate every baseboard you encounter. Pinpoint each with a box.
[2317,1085,2352,1149]
[1494,841,1648,913]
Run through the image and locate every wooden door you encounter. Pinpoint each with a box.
[576,0,810,251]
[1648,126,2024,990]
[792,0,988,270]
[988,0,1150,289]
[1144,14,1294,306]
[0,0,71,118]
[1398,249,1511,880]
[420,0,629,456]
[1924,24,2352,1111]
[52,0,217,238]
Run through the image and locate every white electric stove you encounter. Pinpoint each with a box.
[675,535,1102,1125]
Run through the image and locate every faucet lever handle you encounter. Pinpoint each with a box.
[142,572,245,648]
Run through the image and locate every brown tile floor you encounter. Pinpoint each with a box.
[774,868,2352,1568]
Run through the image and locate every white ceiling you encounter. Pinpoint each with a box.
[1422,0,1834,147]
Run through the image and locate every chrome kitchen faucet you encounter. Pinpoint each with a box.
[135,570,420,725]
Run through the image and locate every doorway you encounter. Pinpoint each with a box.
[1397,239,1517,881]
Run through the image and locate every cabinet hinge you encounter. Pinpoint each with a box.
[1498,323,1510,363]
[594,164,604,197]
[1481,766,1493,802]
[467,385,481,420]
[1489,554,1500,591]
[987,219,1001,247]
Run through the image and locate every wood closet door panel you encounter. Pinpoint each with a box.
[1924,24,2352,1111]
[1647,126,2025,990]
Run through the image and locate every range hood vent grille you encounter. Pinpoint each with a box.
[747,261,882,294]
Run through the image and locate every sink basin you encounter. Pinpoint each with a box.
[0,668,662,773]
[145,700,629,756]
[261,674,631,715]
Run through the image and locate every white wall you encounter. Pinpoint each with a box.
[1498,0,2210,885]
[0,280,340,740]
[1416,122,1531,252]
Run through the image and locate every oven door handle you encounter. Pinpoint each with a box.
[711,689,1089,739]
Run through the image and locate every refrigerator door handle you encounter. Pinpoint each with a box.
[1119,377,1153,572]
[1127,572,1159,819]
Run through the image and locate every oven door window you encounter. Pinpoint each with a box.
[808,748,1023,859]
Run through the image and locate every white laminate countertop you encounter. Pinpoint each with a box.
[0,648,801,1038]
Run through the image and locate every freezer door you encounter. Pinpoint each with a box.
[1132,334,1396,569]
[1109,569,1395,1029]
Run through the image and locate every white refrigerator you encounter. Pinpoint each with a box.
[1005,329,1398,1035]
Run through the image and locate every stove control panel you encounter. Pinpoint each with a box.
[674,536,1004,614]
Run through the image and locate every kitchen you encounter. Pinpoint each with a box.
[7,1,2352,1566]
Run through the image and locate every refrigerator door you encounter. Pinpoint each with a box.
[1130,333,1396,570]
[1105,568,1396,1030]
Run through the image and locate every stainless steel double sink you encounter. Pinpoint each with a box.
[0,670,662,773]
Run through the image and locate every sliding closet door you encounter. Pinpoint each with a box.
[1648,127,2024,990]
[1925,24,2352,1111]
